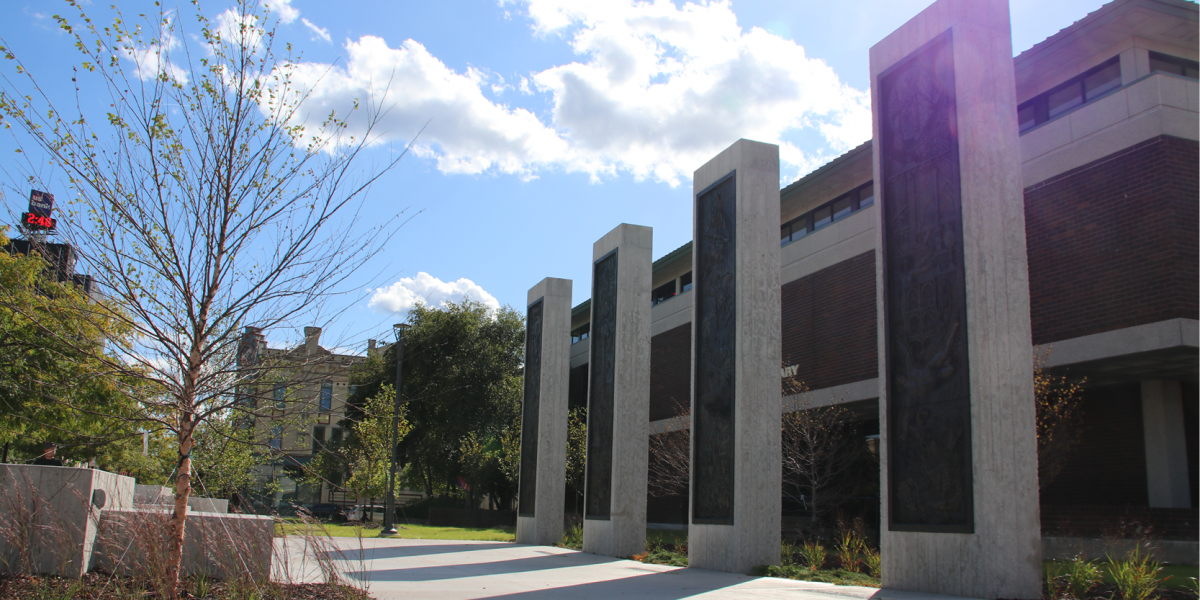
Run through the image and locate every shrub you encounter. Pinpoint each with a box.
[835,530,866,573]
[781,540,797,566]
[559,524,583,550]
[1063,555,1102,600]
[799,541,827,570]
[1108,546,1164,600]
[864,548,881,578]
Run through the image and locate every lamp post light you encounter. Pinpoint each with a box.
[381,322,410,537]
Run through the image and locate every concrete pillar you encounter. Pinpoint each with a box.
[870,0,1042,596]
[1141,380,1191,508]
[688,139,782,573]
[582,224,652,558]
[516,277,572,546]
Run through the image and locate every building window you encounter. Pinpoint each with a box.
[312,426,326,453]
[680,272,693,293]
[571,324,590,345]
[331,427,343,445]
[320,382,332,412]
[269,425,283,450]
[1149,52,1199,79]
[1018,56,1120,133]
[651,280,677,306]
[781,181,876,248]
[273,385,286,409]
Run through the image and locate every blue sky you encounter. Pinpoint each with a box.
[1,0,1110,351]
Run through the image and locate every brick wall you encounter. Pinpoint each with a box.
[1039,383,1147,506]
[1025,135,1199,345]
[649,323,691,421]
[781,251,878,391]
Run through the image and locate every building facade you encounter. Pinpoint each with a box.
[566,0,1198,544]
[237,326,366,511]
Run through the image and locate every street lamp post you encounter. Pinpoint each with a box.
[381,323,409,536]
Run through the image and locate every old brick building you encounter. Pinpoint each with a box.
[565,0,1198,544]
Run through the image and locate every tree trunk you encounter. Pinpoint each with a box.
[165,424,195,600]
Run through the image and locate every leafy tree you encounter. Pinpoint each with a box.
[351,299,524,504]
[0,228,148,465]
[335,385,410,501]
[190,414,259,501]
[0,1,408,592]
[565,407,588,515]
[1034,349,1086,488]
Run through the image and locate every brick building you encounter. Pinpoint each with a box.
[237,326,366,511]
[566,0,1198,542]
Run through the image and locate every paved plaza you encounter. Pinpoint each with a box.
[277,537,979,600]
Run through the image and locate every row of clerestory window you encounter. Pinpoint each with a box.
[1018,52,1198,134]
[781,181,875,248]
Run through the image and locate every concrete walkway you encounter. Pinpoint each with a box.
[276,537,979,600]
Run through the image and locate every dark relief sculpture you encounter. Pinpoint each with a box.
[693,173,736,524]
[517,298,543,517]
[880,33,974,533]
[585,251,617,519]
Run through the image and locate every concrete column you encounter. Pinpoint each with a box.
[582,223,652,558]
[689,139,782,573]
[516,277,572,546]
[870,0,1042,597]
[1141,380,1191,508]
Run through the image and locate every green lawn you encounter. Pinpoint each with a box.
[277,522,515,542]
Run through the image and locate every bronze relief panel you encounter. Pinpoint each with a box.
[880,32,974,533]
[585,251,617,519]
[518,298,543,517]
[693,172,736,525]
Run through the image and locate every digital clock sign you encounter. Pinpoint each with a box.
[22,212,56,230]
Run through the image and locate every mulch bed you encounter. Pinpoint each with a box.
[0,573,372,599]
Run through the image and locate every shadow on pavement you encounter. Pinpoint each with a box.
[471,569,748,599]
[348,551,625,582]
[323,541,519,561]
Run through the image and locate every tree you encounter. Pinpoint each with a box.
[781,400,870,525]
[350,299,524,504]
[1034,349,1086,488]
[0,227,148,465]
[326,385,411,502]
[564,406,588,515]
[0,2,409,593]
[647,406,688,499]
[190,414,259,501]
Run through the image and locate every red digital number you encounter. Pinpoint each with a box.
[22,212,56,230]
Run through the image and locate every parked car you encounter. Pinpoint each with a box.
[303,503,341,520]
[346,504,387,522]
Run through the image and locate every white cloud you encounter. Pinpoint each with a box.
[368,272,501,316]
[271,0,870,185]
[523,0,871,185]
[213,9,263,52]
[121,30,189,84]
[266,36,576,180]
[262,0,300,24]
[301,18,331,43]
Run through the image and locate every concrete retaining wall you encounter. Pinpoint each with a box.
[94,509,273,580]
[0,465,134,577]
